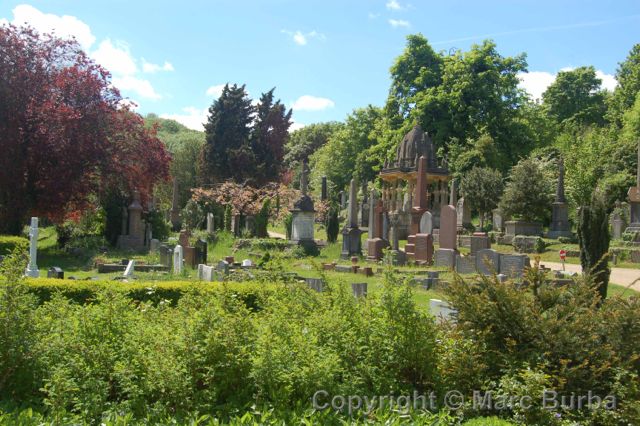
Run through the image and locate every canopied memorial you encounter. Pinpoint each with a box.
[379,125,452,238]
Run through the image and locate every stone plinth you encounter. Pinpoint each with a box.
[413,233,434,264]
[435,248,456,269]
[548,202,572,239]
[366,238,388,261]
[504,221,543,239]
[291,211,315,242]
[470,234,491,255]
[341,227,363,258]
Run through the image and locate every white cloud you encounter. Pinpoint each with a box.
[281,29,326,46]
[596,70,617,92]
[290,121,306,131]
[0,18,8,26]
[291,95,335,111]
[9,4,96,49]
[518,71,556,101]
[389,19,410,28]
[142,59,174,73]
[205,84,226,98]
[518,69,618,101]
[91,39,137,76]
[161,107,208,131]
[368,12,380,19]
[386,0,403,10]
[112,75,161,100]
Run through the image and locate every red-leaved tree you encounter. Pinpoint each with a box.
[0,25,170,234]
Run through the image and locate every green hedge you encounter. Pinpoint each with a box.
[17,278,276,310]
[0,236,28,255]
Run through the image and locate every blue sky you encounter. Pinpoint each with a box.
[1,1,639,131]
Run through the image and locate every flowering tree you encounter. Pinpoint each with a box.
[0,25,170,234]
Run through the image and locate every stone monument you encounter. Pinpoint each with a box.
[117,190,147,251]
[290,161,316,248]
[456,197,471,231]
[366,194,389,261]
[405,156,430,260]
[173,245,184,275]
[440,205,457,250]
[547,158,572,238]
[25,217,39,278]
[206,212,214,233]
[625,140,640,234]
[341,179,363,258]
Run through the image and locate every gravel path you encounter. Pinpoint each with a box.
[540,261,640,292]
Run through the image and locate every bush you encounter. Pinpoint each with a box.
[0,236,28,256]
[144,209,171,241]
[326,206,340,243]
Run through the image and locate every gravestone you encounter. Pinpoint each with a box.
[47,267,64,279]
[456,197,471,230]
[476,249,501,275]
[429,299,457,322]
[291,161,316,245]
[159,244,173,268]
[455,254,476,274]
[305,277,325,292]
[439,205,457,250]
[499,254,530,278]
[25,217,39,278]
[419,211,433,234]
[117,191,146,251]
[149,238,160,253]
[123,260,135,279]
[612,212,625,239]
[470,234,491,255]
[414,234,434,264]
[217,260,230,275]
[198,264,215,281]
[435,248,456,269]
[173,245,184,275]
[207,213,214,233]
[340,191,346,209]
[183,246,197,268]
[241,259,253,267]
[195,239,207,265]
[351,282,367,298]
[492,209,504,232]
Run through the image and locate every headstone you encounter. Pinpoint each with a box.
[470,234,491,255]
[173,245,184,275]
[435,248,456,269]
[195,239,207,265]
[429,299,457,322]
[291,161,316,245]
[351,282,368,298]
[499,254,530,278]
[414,233,434,264]
[183,246,197,268]
[178,230,191,247]
[456,197,471,230]
[217,260,230,275]
[497,273,508,283]
[47,267,64,279]
[439,205,457,250]
[198,264,215,281]
[455,254,476,274]
[335,265,352,273]
[612,212,624,239]
[159,244,172,268]
[321,176,328,201]
[150,239,160,253]
[476,249,501,275]
[123,260,135,279]
[492,209,504,232]
[419,211,433,234]
[207,213,214,233]
[25,217,39,278]
[241,259,253,267]
[305,277,324,292]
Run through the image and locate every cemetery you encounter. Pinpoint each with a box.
[2,9,640,426]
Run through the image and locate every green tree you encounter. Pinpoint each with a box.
[254,198,271,238]
[201,84,254,184]
[609,44,640,126]
[542,66,608,127]
[284,122,342,168]
[577,193,611,300]
[325,204,340,243]
[499,158,554,223]
[251,89,292,184]
[459,167,504,229]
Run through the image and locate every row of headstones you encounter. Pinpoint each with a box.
[434,248,531,278]
[196,258,254,281]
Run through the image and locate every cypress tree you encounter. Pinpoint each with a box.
[577,193,611,299]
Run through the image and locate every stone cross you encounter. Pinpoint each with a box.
[348,179,358,228]
[25,217,39,278]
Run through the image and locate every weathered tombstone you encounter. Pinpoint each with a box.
[548,158,572,238]
[497,273,508,283]
[492,208,504,232]
[429,299,457,322]
[117,191,146,250]
[198,264,214,281]
[341,179,363,258]
[207,213,214,233]
[47,267,64,279]
[195,239,207,265]
[435,248,456,269]
[499,254,530,278]
[439,205,457,250]
[351,282,368,298]
[414,234,434,264]
[455,254,476,274]
[123,260,135,279]
[159,244,172,268]
[476,249,501,275]
[150,238,160,253]
[305,277,324,292]
[217,260,230,275]
[173,245,183,275]
[183,246,197,268]
[178,230,191,247]
[456,197,471,230]
[612,212,625,239]
[291,161,316,246]
[470,234,491,255]
[241,259,253,267]
[419,211,433,234]
[25,217,39,278]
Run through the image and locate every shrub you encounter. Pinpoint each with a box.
[283,212,293,240]
[143,209,171,241]
[326,205,340,243]
[223,204,232,232]
[0,236,28,256]
[254,199,271,238]
[577,193,611,299]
